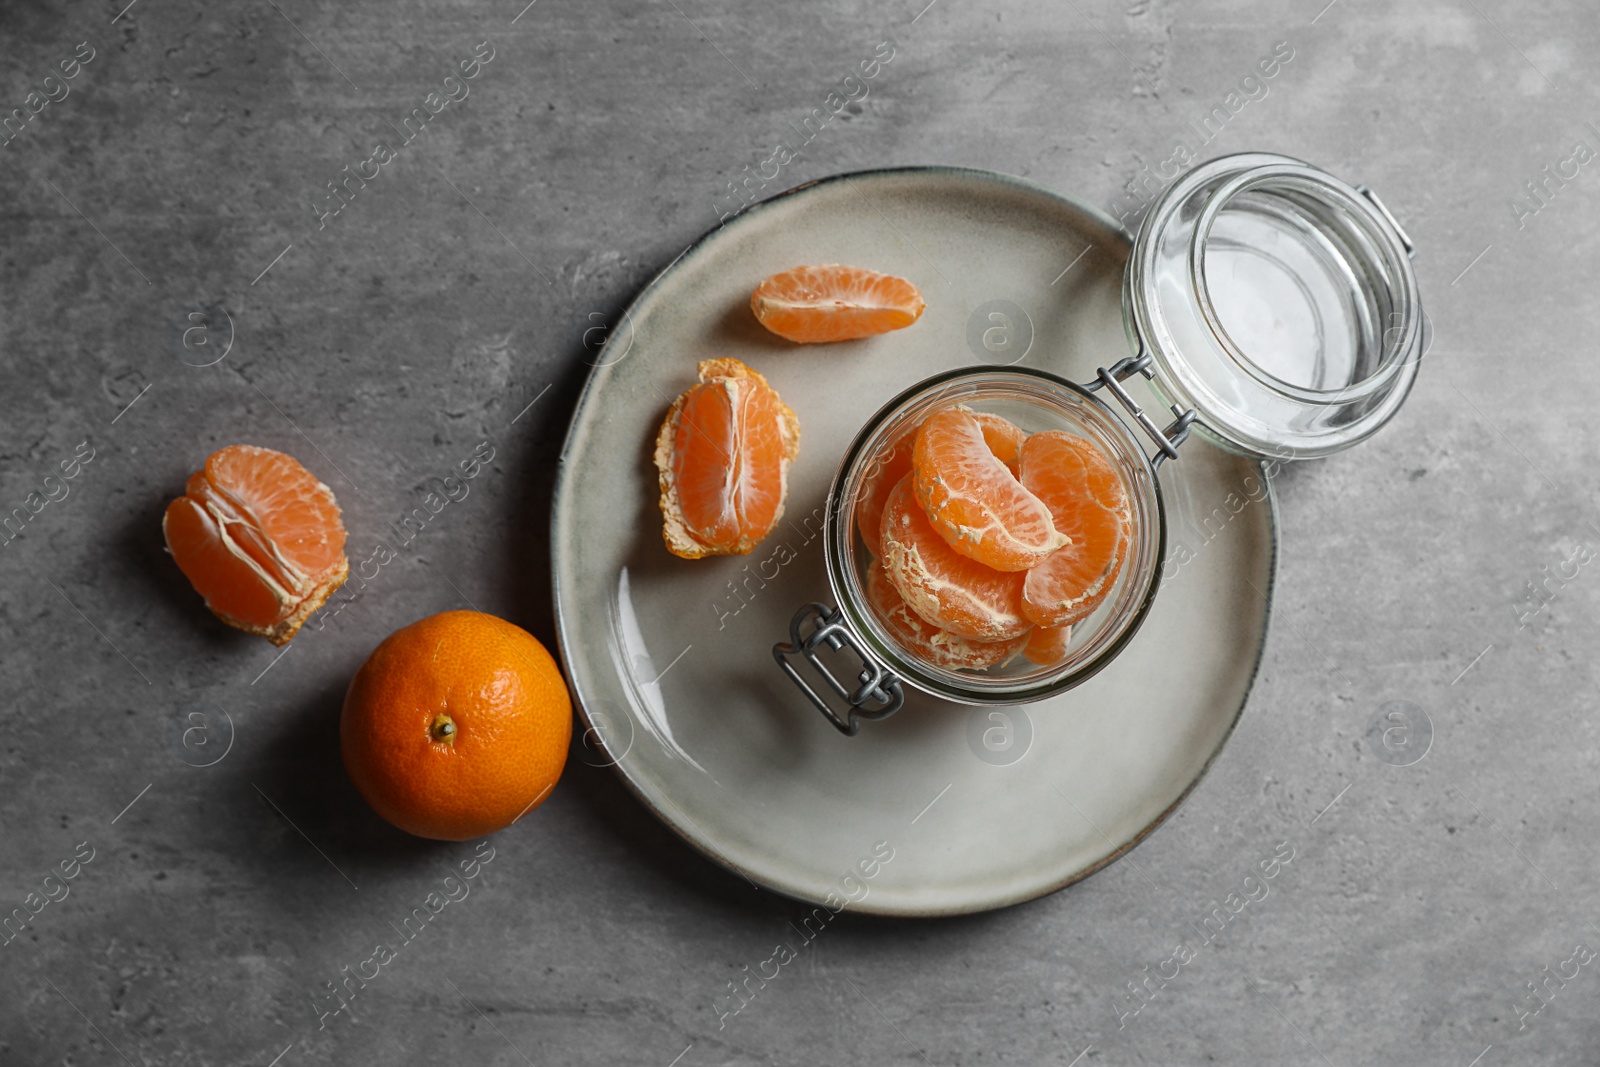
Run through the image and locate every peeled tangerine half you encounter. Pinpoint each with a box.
[1019,431,1132,628]
[751,264,925,344]
[163,445,349,645]
[880,475,1030,643]
[913,407,1066,573]
[655,357,800,559]
[866,560,1028,671]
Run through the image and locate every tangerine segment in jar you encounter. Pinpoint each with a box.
[162,444,349,645]
[1024,623,1074,668]
[880,475,1030,642]
[866,561,1028,671]
[856,412,1025,556]
[971,411,1026,474]
[655,357,800,559]
[913,407,1066,573]
[1019,431,1132,628]
[341,610,571,841]
[750,264,925,343]
[854,428,915,558]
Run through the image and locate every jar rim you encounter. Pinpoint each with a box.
[1187,163,1420,406]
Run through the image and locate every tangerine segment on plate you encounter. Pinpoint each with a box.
[1019,431,1133,628]
[854,428,915,557]
[341,610,571,841]
[866,561,1028,671]
[162,444,348,645]
[1024,623,1074,668]
[750,264,926,343]
[655,357,800,559]
[880,475,1030,642]
[913,407,1066,573]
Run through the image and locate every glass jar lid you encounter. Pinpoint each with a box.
[1127,153,1424,459]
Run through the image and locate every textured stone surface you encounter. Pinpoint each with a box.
[2,0,1598,1063]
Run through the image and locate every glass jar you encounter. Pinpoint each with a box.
[1129,152,1423,458]
[775,153,1425,735]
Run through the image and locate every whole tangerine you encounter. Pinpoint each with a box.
[341,610,571,841]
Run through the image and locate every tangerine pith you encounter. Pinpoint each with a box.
[879,474,1031,642]
[867,560,1028,671]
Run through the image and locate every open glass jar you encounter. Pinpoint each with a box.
[775,153,1425,735]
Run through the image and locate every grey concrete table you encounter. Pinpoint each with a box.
[1,0,1594,1063]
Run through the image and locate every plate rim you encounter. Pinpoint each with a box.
[549,164,1281,917]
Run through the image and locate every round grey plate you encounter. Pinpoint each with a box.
[551,167,1277,917]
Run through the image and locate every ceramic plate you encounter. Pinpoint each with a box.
[551,167,1276,916]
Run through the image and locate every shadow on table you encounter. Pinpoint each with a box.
[496,338,596,653]
[228,675,452,884]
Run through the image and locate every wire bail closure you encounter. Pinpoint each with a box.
[777,359,1190,737]
[1084,351,1197,470]
[774,604,905,735]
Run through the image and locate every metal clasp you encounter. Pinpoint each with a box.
[1084,351,1197,470]
[1356,185,1415,260]
[774,604,904,736]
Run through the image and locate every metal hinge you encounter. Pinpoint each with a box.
[1356,184,1416,260]
[1084,351,1197,470]
[774,604,904,736]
